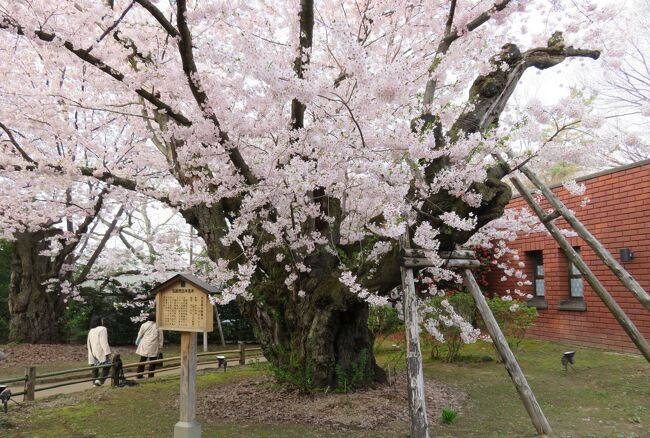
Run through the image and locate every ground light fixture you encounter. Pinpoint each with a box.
[561,351,576,373]
[216,355,227,371]
[0,385,11,413]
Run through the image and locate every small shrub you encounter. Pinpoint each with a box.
[441,407,458,424]
[482,298,538,354]
[267,345,316,393]
[424,292,476,363]
[335,349,371,393]
[269,363,315,393]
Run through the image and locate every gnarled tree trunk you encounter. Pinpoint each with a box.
[243,274,385,391]
[8,231,65,343]
[184,204,385,390]
[243,267,386,390]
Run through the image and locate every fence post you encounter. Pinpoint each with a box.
[23,366,36,401]
[110,354,120,387]
[239,342,246,365]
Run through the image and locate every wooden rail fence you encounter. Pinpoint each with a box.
[0,343,263,401]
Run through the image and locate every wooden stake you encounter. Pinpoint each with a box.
[399,230,429,438]
[512,177,650,362]
[23,366,35,402]
[463,269,553,436]
[239,341,246,365]
[175,331,201,438]
[520,166,650,311]
[110,355,120,388]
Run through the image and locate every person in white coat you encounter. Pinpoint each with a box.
[135,313,164,378]
[87,315,111,386]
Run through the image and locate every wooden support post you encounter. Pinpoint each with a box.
[519,166,650,311]
[512,176,650,362]
[399,230,429,438]
[239,341,246,365]
[202,332,208,353]
[215,305,226,347]
[464,269,552,435]
[175,332,201,438]
[23,366,35,402]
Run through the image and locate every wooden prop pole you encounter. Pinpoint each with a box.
[512,177,650,362]
[175,331,201,438]
[399,230,429,438]
[215,305,226,347]
[519,167,650,310]
[463,269,553,436]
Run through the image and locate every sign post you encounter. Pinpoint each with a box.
[153,273,216,438]
[177,331,199,438]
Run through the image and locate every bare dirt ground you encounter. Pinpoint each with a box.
[196,374,466,433]
[0,344,89,368]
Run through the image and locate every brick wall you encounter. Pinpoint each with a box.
[485,160,650,352]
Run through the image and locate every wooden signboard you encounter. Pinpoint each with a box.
[151,273,217,438]
[155,282,214,333]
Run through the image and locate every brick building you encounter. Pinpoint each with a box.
[485,159,650,352]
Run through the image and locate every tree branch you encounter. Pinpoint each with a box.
[96,1,135,43]
[290,0,314,130]
[0,17,192,127]
[175,0,257,185]
[74,205,125,285]
[133,0,179,37]
[0,121,37,164]
[423,0,513,107]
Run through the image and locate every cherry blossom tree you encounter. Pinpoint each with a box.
[0,166,126,342]
[0,0,613,387]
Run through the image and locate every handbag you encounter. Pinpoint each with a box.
[135,323,155,347]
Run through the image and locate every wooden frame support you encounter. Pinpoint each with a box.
[398,245,552,436]
[512,177,650,362]
[463,269,553,435]
[399,230,429,438]
[519,166,650,310]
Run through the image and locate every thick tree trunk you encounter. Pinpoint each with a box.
[8,231,64,343]
[242,270,386,390]
[182,203,384,391]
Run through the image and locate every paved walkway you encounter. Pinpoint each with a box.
[7,357,265,400]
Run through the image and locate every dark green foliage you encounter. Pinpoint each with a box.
[61,283,255,346]
[61,285,150,345]
[367,305,402,336]
[483,297,538,354]
[441,407,458,424]
[335,349,371,393]
[217,301,255,343]
[268,345,316,393]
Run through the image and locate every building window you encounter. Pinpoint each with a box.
[558,246,587,311]
[526,251,548,309]
[529,251,545,297]
[568,248,584,298]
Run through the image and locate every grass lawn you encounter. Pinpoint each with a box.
[1,339,648,437]
[413,339,649,438]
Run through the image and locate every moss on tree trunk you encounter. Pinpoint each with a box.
[8,231,64,343]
